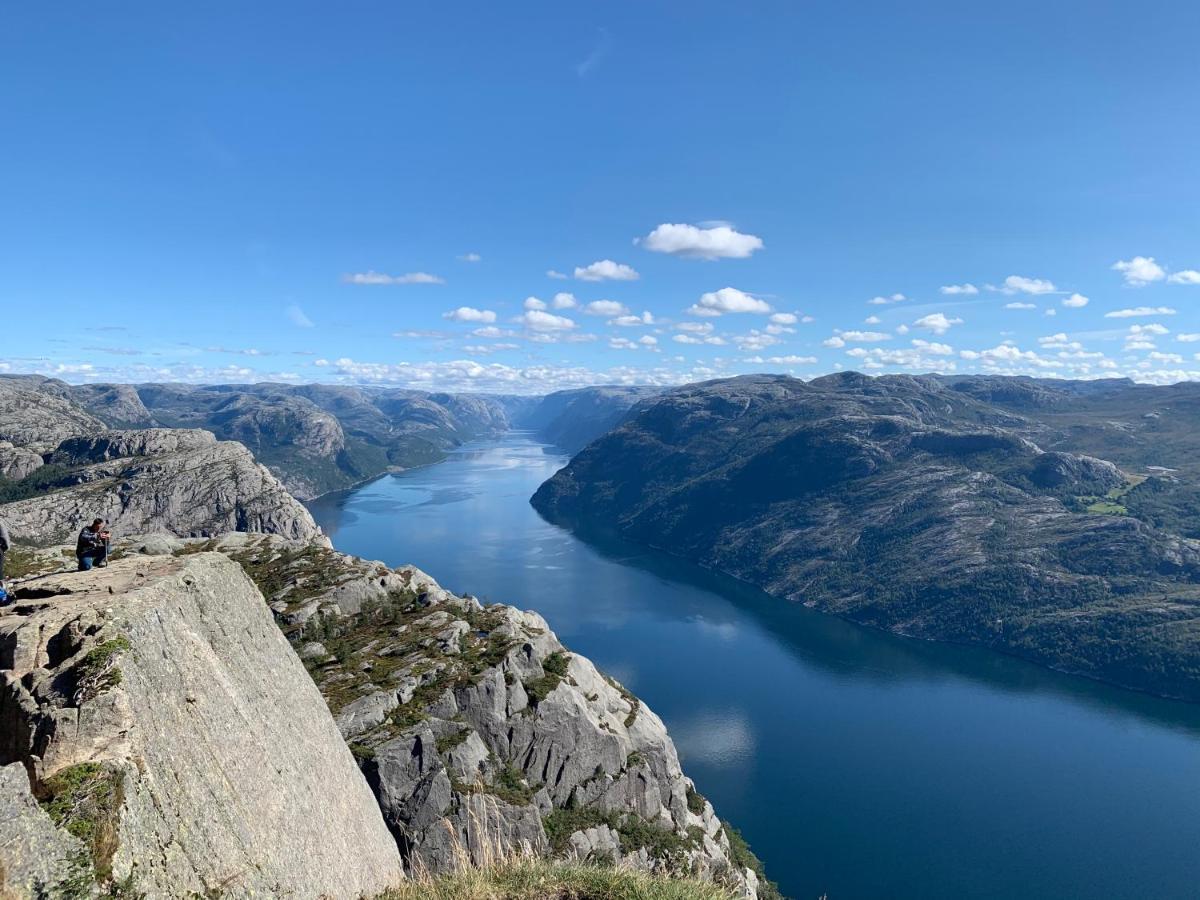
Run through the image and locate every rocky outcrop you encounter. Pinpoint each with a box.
[0,442,43,481]
[533,373,1200,701]
[1,429,321,546]
[216,534,763,896]
[0,551,404,898]
[0,376,105,453]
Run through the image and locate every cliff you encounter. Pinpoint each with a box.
[0,536,768,898]
[533,373,1200,701]
[0,550,403,898]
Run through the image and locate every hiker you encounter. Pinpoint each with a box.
[76,519,111,571]
[0,515,10,586]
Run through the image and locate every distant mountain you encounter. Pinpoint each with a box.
[533,373,1200,701]
[66,381,517,499]
[516,386,664,453]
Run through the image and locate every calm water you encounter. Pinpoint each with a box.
[309,433,1200,900]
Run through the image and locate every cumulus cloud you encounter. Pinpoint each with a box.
[745,355,817,365]
[343,271,445,285]
[552,292,577,309]
[867,293,907,306]
[768,313,798,325]
[1062,293,1089,308]
[1176,333,1200,342]
[913,313,963,335]
[1104,306,1176,318]
[675,321,714,334]
[639,335,658,346]
[638,223,764,260]
[864,315,882,325]
[1129,323,1169,336]
[911,339,954,355]
[523,296,547,310]
[939,283,979,295]
[286,305,314,328]
[1005,301,1037,309]
[443,306,497,323]
[673,333,727,346]
[517,310,576,331]
[574,260,640,282]
[823,336,846,348]
[1112,256,1166,286]
[1168,269,1200,285]
[583,299,629,316]
[610,311,655,327]
[546,269,568,280]
[839,330,892,342]
[991,275,1057,295]
[687,287,772,317]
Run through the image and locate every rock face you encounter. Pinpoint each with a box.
[1,428,321,546]
[0,376,106,453]
[0,552,404,898]
[533,373,1200,701]
[79,382,518,499]
[220,534,763,896]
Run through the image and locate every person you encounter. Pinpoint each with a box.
[76,519,111,571]
[0,515,11,585]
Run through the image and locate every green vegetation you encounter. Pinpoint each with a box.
[685,786,705,815]
[522,653,571,707]
[75,637,131,702]
[39,763,124,882]
[542,807,699,862]
[721,823,783,900]
[0,463,76,504]
[372,856,737,900]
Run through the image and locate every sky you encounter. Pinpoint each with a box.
[2,1,1199,394]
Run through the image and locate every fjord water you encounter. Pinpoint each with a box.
[309,433,1200,900]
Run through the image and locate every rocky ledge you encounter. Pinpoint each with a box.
[0,537,770,899]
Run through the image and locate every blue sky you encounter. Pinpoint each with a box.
[2,1,1199,392]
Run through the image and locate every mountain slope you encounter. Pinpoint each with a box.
[516,386,664,453]
[533,374,1200,700]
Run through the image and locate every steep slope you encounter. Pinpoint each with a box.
[0,551,404,898]
[0,378,321,545]
[74,382,517,498]
[517,386,664,453]
[533,374,1200,700]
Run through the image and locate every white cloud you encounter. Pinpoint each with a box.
[286,305,314,328]
[672,333,727,346]
[523,296,547,311]
[913,313,963,335]
[1112,256,1166,286]
[574,260,640,282]
[732,330,780,352]
[609,311,655,327]
[639,335,658,346]
[458,252,482,263]
[1005,301,1037,309]
[546,269,568,280]
[839,330,892,342]
[769,312,798,325]
[517,310,576,331]
[552,292,577,309]
[1129,323,1169,336]
[939,283,979,295]
[582,299,629,316]
[1062,293,1089,308]
[675,321,714,334]
[992,275,1057,295]
[895,323,909,335]
[746,355,817,365]
[1038,333,1069,346]
[639,223,764,260]
[443,306,497,323]
[1176,333,1200,342]
[1148,351,1184,364]
[823,336,845,348]
[471,326,518,338]
[867,293,907,305]
[1104,306,1176,318]
[911,339,954,355]
[687,287,771,316]
[1044,308,1057,317]
[864,315,882,325]
[343,271,444,285]
[1167,269,1200,285]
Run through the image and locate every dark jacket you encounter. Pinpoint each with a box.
[76,526,104,557]
[0,518,10,552]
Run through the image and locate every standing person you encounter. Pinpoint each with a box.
[76,519,111,571]
[0,515,11,587]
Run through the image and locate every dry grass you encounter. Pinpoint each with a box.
[374,857,736,900]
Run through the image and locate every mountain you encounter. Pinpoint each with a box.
[0,376,321,545]
[1,535,769,899]
[68,381,518,499]
[532,373,1200,701]
[516,386,664,453]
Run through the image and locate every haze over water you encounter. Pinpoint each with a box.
[309,433,1200,900]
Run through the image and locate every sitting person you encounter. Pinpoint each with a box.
[76,519,111,571]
